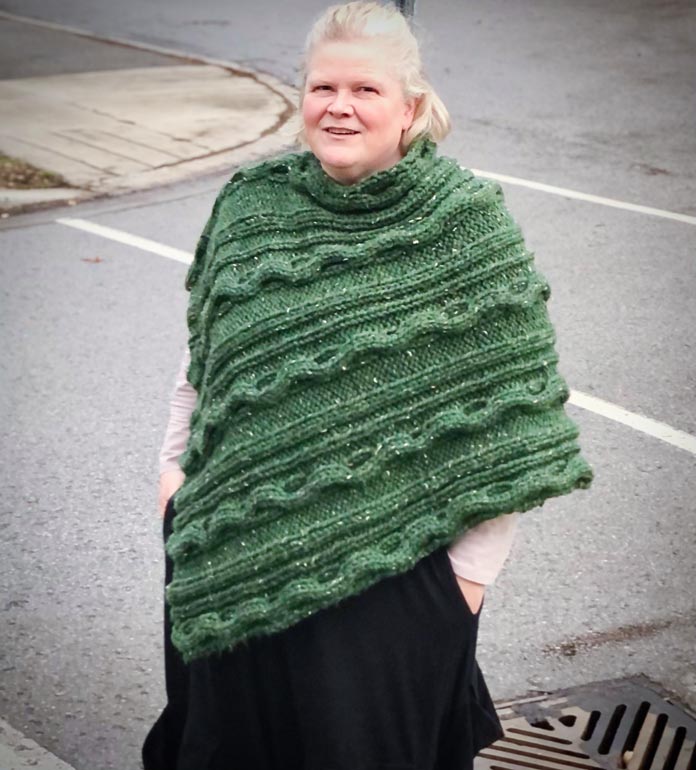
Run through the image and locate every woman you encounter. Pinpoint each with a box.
[143,2,593,768]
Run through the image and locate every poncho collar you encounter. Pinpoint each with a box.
[288,133,439,213]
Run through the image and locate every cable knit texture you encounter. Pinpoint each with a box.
[165,135,594,663]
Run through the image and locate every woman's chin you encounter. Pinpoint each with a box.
[315,147,361,169]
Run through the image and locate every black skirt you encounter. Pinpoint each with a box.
[142,495,504,770]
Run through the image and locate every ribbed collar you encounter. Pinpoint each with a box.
[288,134,439,213]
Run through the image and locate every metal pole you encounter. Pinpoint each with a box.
[393,0,416,18]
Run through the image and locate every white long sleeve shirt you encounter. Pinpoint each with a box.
[159,347,518,585]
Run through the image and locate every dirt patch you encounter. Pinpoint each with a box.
[0,154,71,189]
[543,613,695,657]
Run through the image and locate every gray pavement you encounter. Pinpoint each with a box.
[0,11,298,215]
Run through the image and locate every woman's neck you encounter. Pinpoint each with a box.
[289,134,439,213]
[319,144,407,186]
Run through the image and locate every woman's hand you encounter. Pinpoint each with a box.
[158,468,185,519]
[454,574,486,615]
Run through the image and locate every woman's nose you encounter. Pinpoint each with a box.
[328,90,354,115]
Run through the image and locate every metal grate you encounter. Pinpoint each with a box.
[476,676,696,770]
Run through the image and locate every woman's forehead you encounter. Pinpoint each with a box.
[307,39,395,78]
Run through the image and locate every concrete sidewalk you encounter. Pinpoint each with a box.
[0,11,300,216]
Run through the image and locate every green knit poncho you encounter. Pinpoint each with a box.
[165,135,593,663]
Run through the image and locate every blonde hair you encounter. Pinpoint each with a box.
[292,0,451,150]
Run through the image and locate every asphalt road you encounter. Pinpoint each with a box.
[0,2,694,769]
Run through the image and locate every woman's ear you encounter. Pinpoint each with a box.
[403,94,419,130]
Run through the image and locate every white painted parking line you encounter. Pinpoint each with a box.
[569,390,696,455]
[470,168,696,226]
[0,717,76,770]
[56,217,192,263]
[54,219,696,456]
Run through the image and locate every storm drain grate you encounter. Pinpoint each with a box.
[475,676,696,770]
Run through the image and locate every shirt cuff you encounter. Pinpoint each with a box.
[446,512,518,584]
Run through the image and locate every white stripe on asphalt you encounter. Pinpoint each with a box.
[56,217,192,263]
[55,217,696,456]
[568,390,696,455]
[469,168,696,226]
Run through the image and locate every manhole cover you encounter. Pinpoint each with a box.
[476,676,696,770]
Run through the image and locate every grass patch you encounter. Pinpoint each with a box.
[0,154,70,189]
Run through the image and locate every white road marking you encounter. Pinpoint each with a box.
[568,390,696,455]
[56,217,192,263]
[470,168,696,226]
[54,217,696,457]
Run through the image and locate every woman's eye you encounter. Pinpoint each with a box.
[360,86,377,92]
[314,85,331,91]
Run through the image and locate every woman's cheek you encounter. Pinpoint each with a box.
[303,100,324,126]
[301,95,314,116]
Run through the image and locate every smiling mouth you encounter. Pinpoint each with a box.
[323,128,360,136]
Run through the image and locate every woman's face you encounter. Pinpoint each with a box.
[302,38,417,185]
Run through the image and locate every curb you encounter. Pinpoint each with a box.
[0,11,302,217]
[0,718,75,770]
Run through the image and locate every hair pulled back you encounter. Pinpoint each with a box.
[294,0,451,149]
